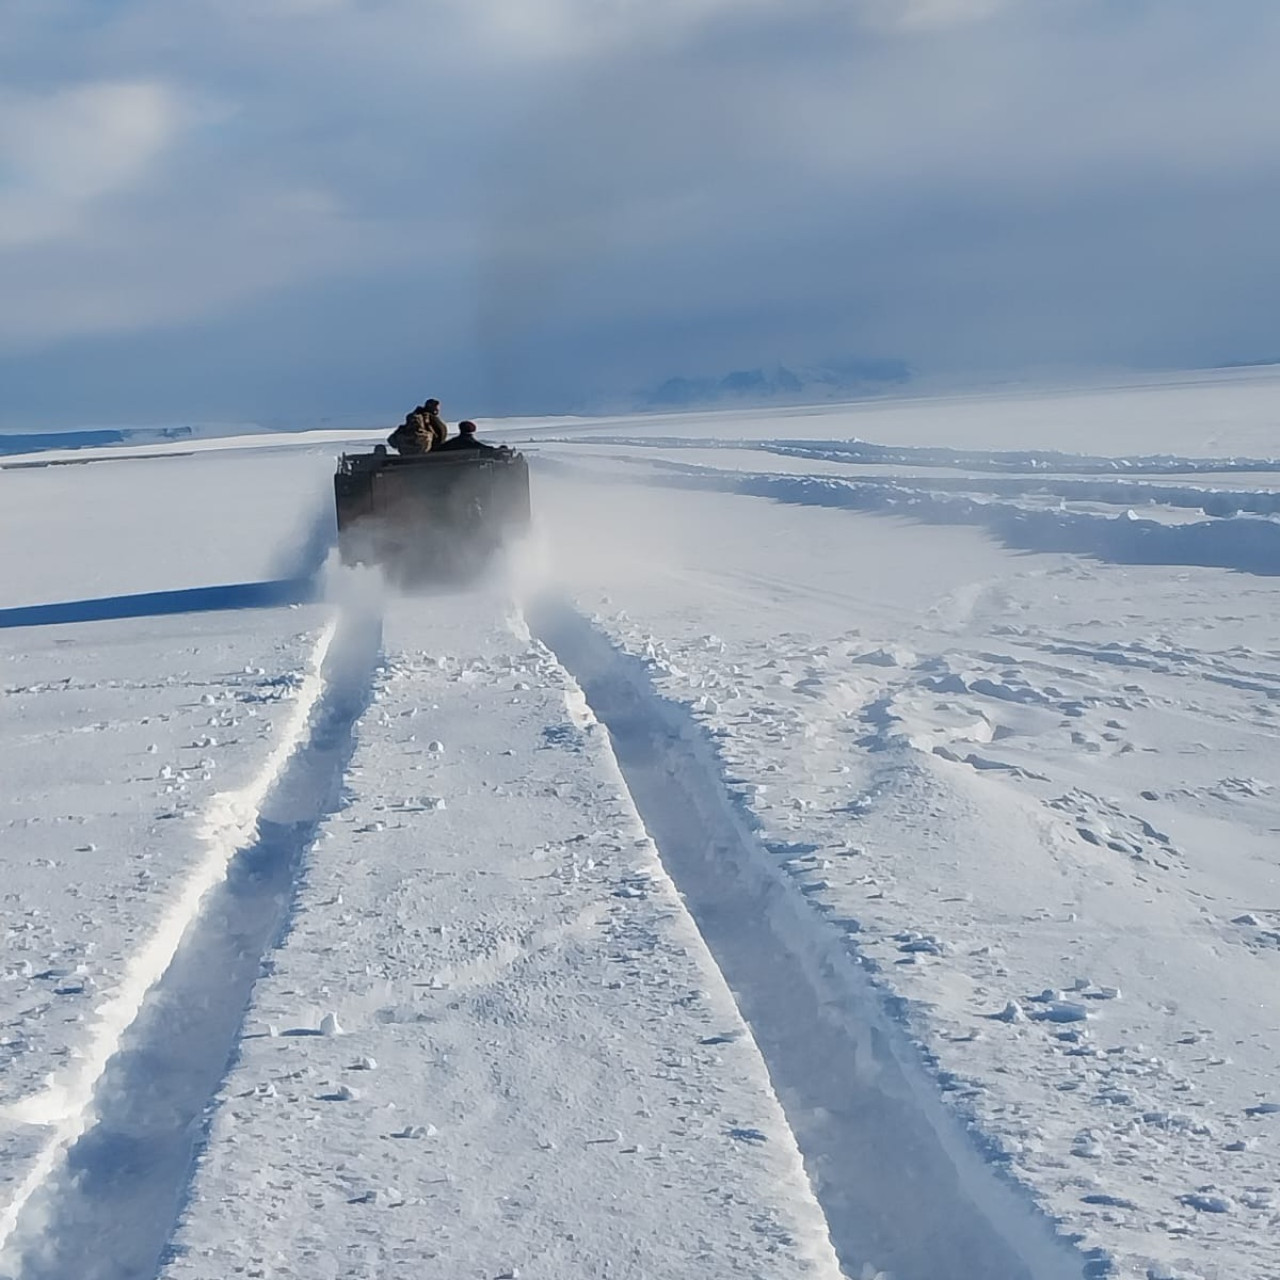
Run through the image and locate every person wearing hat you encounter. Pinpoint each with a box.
[437,420,502,453]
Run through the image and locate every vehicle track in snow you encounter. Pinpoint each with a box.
[537,443,1280,577]
[531,597,1088,1280]
[0,608,381,1280]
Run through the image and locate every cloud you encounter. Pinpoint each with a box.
[861,0,1012,31]
[461,0,779,59]
[0,183,366,346]
[2,0,1280,422]
[0,81,184,249]
[459,0,1019,59]
[0,80,372,346]
[465,0,1280,390]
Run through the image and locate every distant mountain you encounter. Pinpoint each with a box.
[641,358,911,409]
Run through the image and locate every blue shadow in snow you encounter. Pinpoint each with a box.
[0,577,317,630]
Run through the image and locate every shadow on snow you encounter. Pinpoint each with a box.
[0,579,318,631]
[0,501,337,630]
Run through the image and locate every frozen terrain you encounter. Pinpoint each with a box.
[2,368,1280,1279]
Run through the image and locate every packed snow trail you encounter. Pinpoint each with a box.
[159,590,842,1280]
[0,609,342,1269]
[532,600,1087,1280]
[0,609,381,1279]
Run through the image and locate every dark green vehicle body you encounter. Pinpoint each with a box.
[334,447,531,582]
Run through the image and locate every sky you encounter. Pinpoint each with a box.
[2,0,1279,426]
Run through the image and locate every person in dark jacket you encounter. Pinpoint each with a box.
[437,420,503,453]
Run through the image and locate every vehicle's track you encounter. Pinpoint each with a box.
[531,597,1088,1280]
[0,609,381,1280]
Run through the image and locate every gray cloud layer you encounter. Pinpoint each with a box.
[2,0,1278,423]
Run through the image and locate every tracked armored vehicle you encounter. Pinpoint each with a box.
[334,445,531,583]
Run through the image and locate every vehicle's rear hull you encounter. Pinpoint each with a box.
[334,449,531,583]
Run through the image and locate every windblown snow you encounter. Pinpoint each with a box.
[3,368,1280,1280]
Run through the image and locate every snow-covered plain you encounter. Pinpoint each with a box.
[2,369,1280,1280]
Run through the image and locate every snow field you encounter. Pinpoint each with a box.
[159,591,842,1280]
[532,459,1280,1280]
[4,373,1280,1278]
[0,608,336,1269]
[0,449,336,610]
[517,367,1280,459]
[538,444,1280,579]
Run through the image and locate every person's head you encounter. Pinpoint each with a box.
[458,420,477,435]
[423,398,440,412]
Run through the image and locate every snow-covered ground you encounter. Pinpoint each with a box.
[2,369,1279,1279]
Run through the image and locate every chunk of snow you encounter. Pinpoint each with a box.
[1179,1190,1233,1214]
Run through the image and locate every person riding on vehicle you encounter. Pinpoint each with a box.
[436,420,503,453]
[388,397,450,455]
